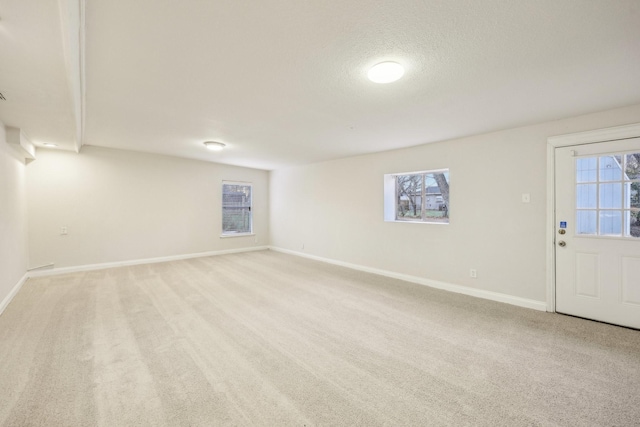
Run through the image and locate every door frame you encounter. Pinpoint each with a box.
[546,122,640,312]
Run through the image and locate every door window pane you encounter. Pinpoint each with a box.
[599,211,622,235]
[576,157,597,182]
[599,155,622,181]
[628,209,640,238]
[576,210,597,235]
[625,153,640,180]
[599,183,622,209]
[576,184,597,208]
[626,182,640,209]
[575,151,640,239]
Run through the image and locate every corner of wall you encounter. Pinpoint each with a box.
[0,121,30,311]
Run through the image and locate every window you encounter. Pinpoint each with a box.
[576,153,640,238]
[384,169,450,223]
[222,181,252,235]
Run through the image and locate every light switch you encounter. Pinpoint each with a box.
[521,193,531,203]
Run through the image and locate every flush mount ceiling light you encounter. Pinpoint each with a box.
[204,141,226,151]
[367,61,405,83]
[43,143,58,147]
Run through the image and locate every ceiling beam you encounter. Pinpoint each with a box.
[57,0,85,153]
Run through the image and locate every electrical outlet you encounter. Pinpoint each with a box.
[521,193,531,203]
[60,226,68,235]
[470,269,477,278]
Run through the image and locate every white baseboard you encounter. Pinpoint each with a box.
[0,273,29,316]
[23,245,547,312]
[269,246,547,312]
[28,246,270,278]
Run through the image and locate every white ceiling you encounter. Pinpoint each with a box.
[0,0,77,150]
[2,1,640,170]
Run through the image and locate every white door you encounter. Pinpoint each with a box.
[555,138,640,329]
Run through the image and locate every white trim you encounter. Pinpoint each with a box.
[222,180,253,186]
[28,246,269,278]
[0,273,29,316]
[385,168,449,176]
[269,246,546,312]
[78,0,86,152]
[220,233,256,238]
[546,142,556,312]
[546,122,640,314]
[385,220,449,225]
[547,122,640,148]
[27,263,55,272]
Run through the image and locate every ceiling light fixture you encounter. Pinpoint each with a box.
[43,143,58,147]
[204,141,226,151]
[368,61,405,83]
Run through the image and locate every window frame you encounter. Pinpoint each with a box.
[221,180,254,237]
[383,168,450,224]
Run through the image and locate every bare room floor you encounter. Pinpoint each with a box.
[1,250,639,426]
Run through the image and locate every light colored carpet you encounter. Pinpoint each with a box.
[0,250,639,426]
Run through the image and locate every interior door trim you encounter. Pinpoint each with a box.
[546,122,640,313]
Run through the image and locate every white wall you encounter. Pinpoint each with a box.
[269,104,640,303]
[0,123,29,307]
[27,146,269,269]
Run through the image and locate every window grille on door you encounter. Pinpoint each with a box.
[576,153,640,237]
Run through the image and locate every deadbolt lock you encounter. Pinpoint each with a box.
[558,229,566,235]
[558,241,566,247]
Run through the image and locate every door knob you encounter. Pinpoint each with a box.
[558,241,566,247]
[558,229,566,235]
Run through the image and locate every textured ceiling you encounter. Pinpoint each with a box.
[0,0,77,150]
[2,1,640,170]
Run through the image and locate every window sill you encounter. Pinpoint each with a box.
[385,220,449,225]
[220,233,256,238]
